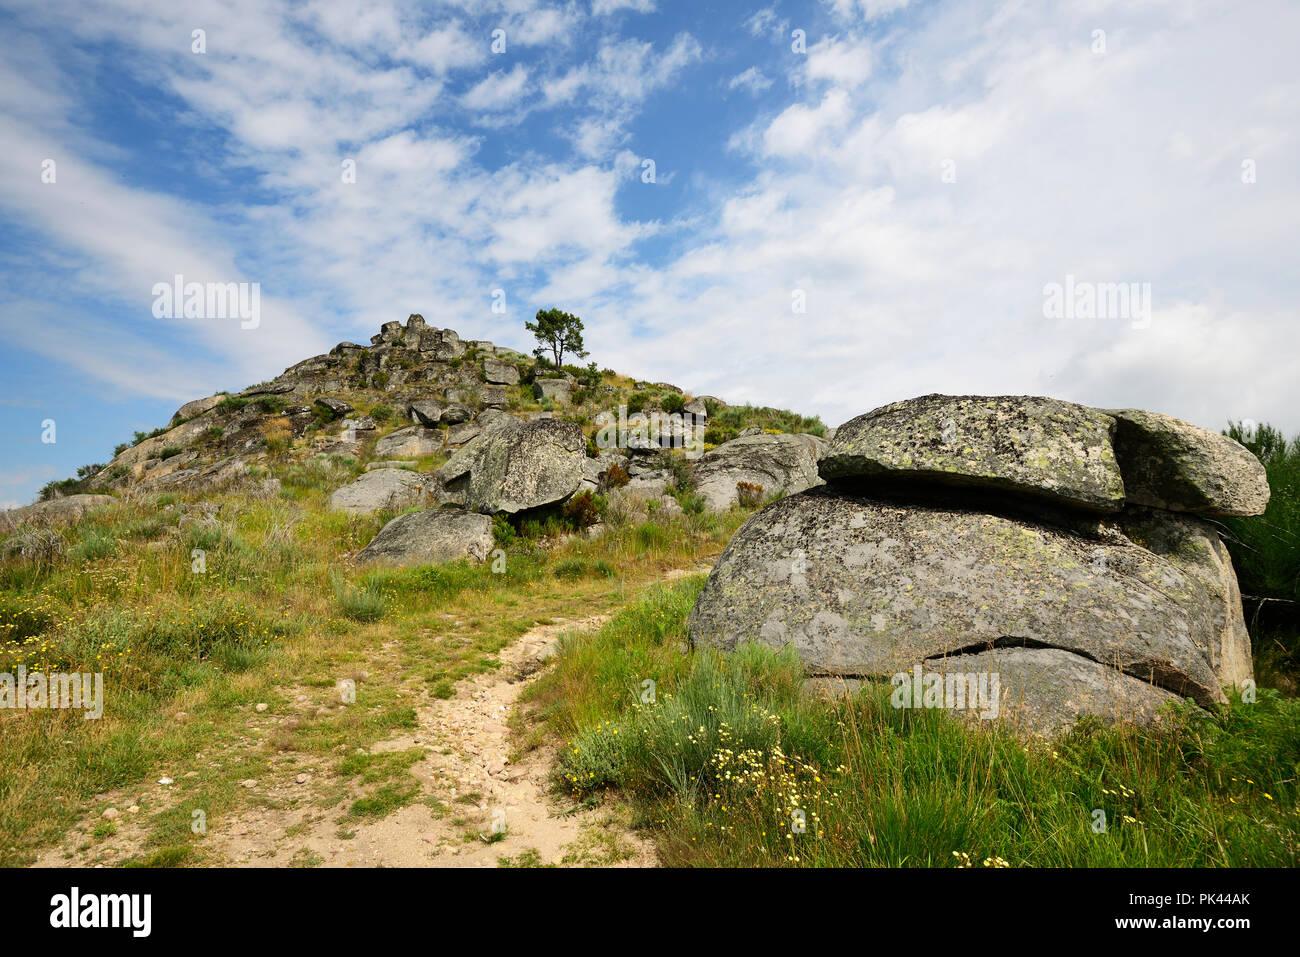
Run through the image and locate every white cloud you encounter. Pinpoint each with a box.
[592,0,655,14]
[727,66,773,94]
[805,34,874,87]
[461,63,530,110]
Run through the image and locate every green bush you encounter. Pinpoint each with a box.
[1220,423,1300,684]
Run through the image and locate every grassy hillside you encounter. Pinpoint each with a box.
[0,468,752,866]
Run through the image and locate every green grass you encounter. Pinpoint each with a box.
[527,578,1300,867]
[0,479,747,866]
[703,402,827,444]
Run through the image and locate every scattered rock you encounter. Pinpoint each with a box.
[355,509,495,566]
[440,418,585,514]
[329,468,433,514]
[693,433,826,510]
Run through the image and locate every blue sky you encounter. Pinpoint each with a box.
[1,0,1298,507]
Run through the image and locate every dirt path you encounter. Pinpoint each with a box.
[36,615,658,869]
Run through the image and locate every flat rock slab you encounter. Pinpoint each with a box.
[1107,408,1269,517]
[374,426,444,459]
[355,509,494,566]
[689,487,1251,716]
[819,394,1125,513]
[329,468,432,514]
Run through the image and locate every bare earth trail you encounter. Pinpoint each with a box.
[208,613,657,868]
[33,566,715,868]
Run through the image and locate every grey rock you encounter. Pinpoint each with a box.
[314,397,353,419]
[355,509,494,566]
[693,433,827,510]
[374,426,444,459]
[922,647,1187,737]
[2,494,117,528]
[328,468,434,514]
[408,400,444,427]
[483,358,520,386]
[820,394,1125,513]
[689,487,1252,714]
[1107,408,1270,517]
[440,403,472,425]
[533,378,571,404]
[439,418,585,514]
[171,394,223,424]
[446,422,481,446]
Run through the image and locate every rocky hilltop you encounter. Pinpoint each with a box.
[690,394,1269,735]
[7,322,1271,738]
[10,314,828,540]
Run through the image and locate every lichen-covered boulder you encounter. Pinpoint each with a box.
[355,509,494,566]
[688,487,1252,713]
[328,468,433,514]
[819,394,1125,513]
[374,426,444,459]
[1107,409,1269,517]
[693,433,826,510]
[483,357,520,386]
[439,418,585,514]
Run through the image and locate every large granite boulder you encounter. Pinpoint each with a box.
[689,486,1252,714]
[439,418,585,514]
[693,433,827,510]
[819,394,1125,513]
[328,468,433,514]
[374,426,444,459]
[407,400,444,427]
[355,509,494,566]
[1108,409,1269,517]
[483,357,520,386]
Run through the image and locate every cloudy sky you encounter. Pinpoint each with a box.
[1,0,1297,507]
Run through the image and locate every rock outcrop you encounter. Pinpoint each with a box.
[690,394,1264,734]
[819,394,1125,512]
[328,468,433,514]
[2,494,117,528]
[692,433,827,510]
[355,509,494,566]
[440,417,585,515]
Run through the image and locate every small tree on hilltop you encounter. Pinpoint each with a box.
[526,308,588,371]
